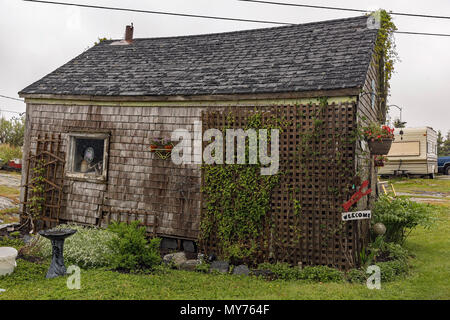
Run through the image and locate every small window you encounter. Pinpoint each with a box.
[66,133,109,181]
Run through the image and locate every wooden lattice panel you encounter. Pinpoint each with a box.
[21,133,66,230]
[200,103,363,270]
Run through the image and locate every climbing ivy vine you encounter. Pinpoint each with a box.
[200,111,286,262]
[28,159,46,232]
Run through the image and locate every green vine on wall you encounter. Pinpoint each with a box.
[201,111,285,262]
[375,10,399,97]
[28,159,46,232]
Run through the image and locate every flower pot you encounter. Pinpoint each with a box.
[368,138,393,155]
[164,145,173,150]
[374,161,385,167]
[150,145,157,152]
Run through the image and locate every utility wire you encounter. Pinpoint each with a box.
[239,0,450,20]
[22,0,289,25]
[0,109,25,115]
[23,0,450,37]
[0,94,24,102]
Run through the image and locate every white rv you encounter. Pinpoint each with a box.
[378,127,438,178]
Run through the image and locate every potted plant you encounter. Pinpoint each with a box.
[362,124,395,155]
[150,138,173,159]
[374,155,388,167]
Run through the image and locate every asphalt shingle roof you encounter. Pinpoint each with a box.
[20,15,378,97]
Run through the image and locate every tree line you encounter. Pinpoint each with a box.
[437,130,450,157]
[0,115,25,147]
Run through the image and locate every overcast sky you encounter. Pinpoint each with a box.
[0,0,449,134]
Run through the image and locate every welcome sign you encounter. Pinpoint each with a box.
[342,210,372,221]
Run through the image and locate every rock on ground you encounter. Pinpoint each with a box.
[210,261,229,273]
[232,265,250,276]
[163,252,187,267]
[179,259,200,271]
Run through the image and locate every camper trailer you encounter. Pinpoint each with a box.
[378,127,438,178]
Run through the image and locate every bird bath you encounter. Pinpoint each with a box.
[38,229,77,279]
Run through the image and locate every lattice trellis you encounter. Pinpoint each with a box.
[199,103,368,270]
[21,133,66,231]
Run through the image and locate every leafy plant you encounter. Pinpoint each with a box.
[376,260,409,282]
[257,262,301,280]
[372,196,435,244]
[26,159,46,233]
[201,111,283,262]
[107,221,161,272]
[374,10,399,103]
[361,123,395,141]
[300,266,344,283]
[0,143,22,163]
[0,235,24,250]
[257,262,344,283]
[37,224,116,268]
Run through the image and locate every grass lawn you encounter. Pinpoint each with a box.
[388,177,450,195]
[0,208,448,300]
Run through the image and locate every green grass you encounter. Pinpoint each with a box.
[0,185,20,200]
[0,208,448,300]
[0,207,19,224]
[389,177,450,195]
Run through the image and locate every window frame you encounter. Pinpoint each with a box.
[65,132,110,182]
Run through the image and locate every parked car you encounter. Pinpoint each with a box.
[0,158,22,172]
[438,156,450,175]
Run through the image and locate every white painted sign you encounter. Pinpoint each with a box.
[342,210,372,221]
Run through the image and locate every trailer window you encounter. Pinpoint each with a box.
[388,141,420,157]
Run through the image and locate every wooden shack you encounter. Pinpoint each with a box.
[19,16,387,269]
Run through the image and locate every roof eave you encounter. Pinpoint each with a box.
[19,87,362,103]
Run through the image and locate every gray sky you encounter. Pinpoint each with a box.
[0,0,449,134]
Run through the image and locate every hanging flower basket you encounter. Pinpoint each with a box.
[368,139,393,155]
[150,139,173,159]
[374,155,388,167]
[362,124,395,155]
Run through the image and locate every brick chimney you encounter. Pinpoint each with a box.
[125,23,134,43]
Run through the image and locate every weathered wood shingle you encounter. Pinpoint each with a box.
[20,16,377,97]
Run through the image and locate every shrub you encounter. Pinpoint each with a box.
[0,144,22,163]
[107,221,161,272]
[195,262,210,273]
[0,235,24,250]
[299,266,344,283]
[376,260,409,282]
[257,262,344,282]
[345,268,367,284]
[372,196,435,244]
[257,262,301,280]
[37,224,116,268]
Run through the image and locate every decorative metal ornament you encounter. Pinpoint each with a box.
[373,222,386,235]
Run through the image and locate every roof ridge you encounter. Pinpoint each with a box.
[104,14,369,43]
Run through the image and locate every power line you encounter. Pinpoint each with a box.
[239,0,450,20]
[0,109,25,115]
[23,0,289,25]
[23,0,450,37]
[0,94,24,102]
